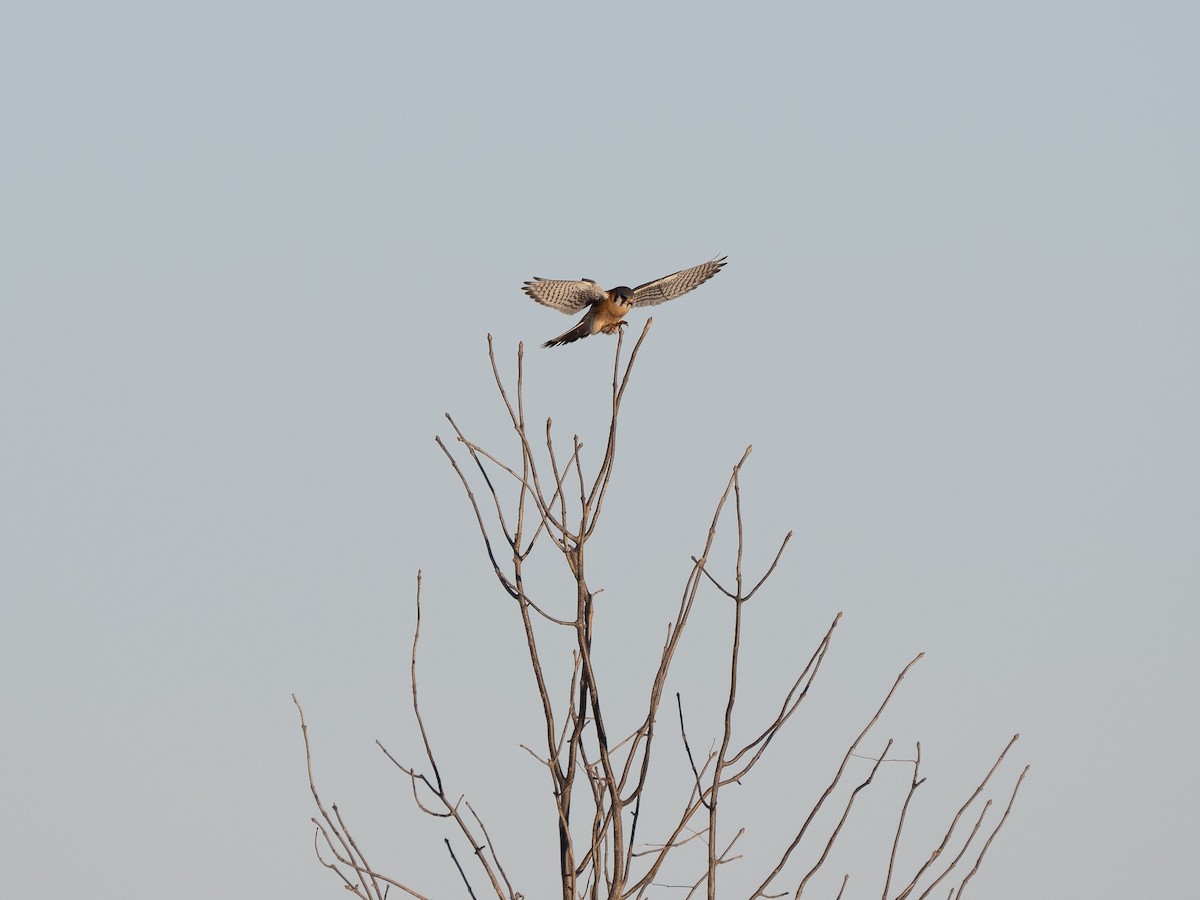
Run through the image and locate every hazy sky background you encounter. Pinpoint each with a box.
[3,3,1197,898]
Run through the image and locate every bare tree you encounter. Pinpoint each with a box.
[295,322,1028,899]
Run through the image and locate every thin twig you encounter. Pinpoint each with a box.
[794,739,894,897]
[676,693,710,810]
[955,765,1029,899]
[446,839,480,900]
[893,734,1021,900]
[749,654,924,900]
[293,695,430,900]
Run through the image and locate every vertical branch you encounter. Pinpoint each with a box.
[883,743,924,900]
[706,468,748,900]
[620,448,756,896]
[511,341,530,554]
[385,573,510,899]
[584,319,653,537]
[409,572,443,794]
[706,589,744,900]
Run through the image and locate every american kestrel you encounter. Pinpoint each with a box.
[523,257,727,348]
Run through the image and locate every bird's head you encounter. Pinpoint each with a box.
[610,286,634,305]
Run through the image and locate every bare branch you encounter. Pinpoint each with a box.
[794,739,894,897]
[723,613,841,781]
[883,742,925,900]
[893,734,1021,900]
[468,802,518,900]
[297,329,1024,900]
[913,800,992,900]
[408,572,443,793]
[750,654,924,899]
[293,694,430,899]
[954,765,1030,899]
[446,838,480,899]
[676,693,710,811]
[583,319,654,537]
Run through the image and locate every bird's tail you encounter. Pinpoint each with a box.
[542,319,592,348]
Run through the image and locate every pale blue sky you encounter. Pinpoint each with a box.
[2,3,1197,898]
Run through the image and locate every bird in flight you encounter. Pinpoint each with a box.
[523,256,727,348]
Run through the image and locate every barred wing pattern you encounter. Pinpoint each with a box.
[522,277,607,315]
[630,256,727,308]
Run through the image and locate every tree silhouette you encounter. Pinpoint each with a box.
[295,322,1027,899]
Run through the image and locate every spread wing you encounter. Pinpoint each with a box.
[523,277,607,315]
[629,256,727,308]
